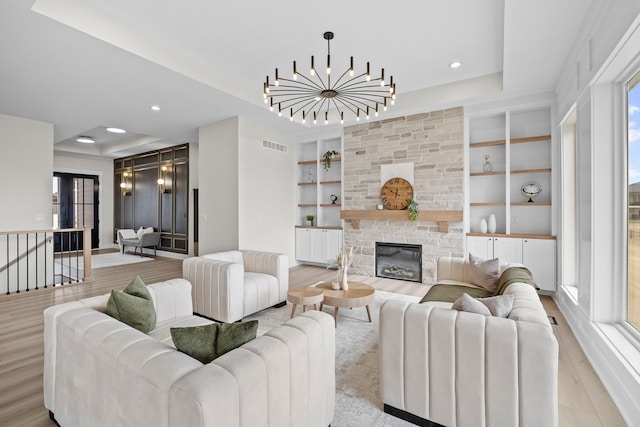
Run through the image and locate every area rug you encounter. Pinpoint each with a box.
[55,253,153,280]
[244,290,421,427]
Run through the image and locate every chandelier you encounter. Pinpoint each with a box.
[263,31,396,124]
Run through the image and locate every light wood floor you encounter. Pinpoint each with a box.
[0,256,627,426]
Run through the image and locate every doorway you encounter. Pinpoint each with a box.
[52,173,99,252]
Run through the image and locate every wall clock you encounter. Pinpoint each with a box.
[380,177,413,210]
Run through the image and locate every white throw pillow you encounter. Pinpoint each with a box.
[452,293,491,316]
[478,294,515,318]
[143,227,154,234]
[468,253,500,293]
[136,227,145,239]
[119,229,137,240]
[452,293,515,318]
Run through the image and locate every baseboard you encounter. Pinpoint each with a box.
[383,404,445,427]
[554,288,640,425]
[273,301,287,308]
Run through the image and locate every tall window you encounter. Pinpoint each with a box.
[627,71,640,331]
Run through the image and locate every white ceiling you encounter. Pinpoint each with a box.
[0,0,592,158]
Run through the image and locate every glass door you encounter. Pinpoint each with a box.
[52,173,99,252]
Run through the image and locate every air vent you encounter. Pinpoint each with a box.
[262,139,288,153]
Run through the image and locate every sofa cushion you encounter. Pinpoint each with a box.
[468,253,500,292]
[118,229,137,240]
[171,320,258,364]
[106,276,156,333]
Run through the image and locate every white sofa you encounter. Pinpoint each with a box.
[183,250,289,323]
[44,278,335,427]
[380,256,558,427]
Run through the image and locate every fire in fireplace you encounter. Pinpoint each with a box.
[375,242,422,283]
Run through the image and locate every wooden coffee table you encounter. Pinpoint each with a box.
[315,281,375,327]
[287,286,324,318]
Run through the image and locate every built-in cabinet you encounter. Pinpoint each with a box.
[467,235,556,291]
[295,135,343,264]
[295,227,343,264]
[466,106,556,290]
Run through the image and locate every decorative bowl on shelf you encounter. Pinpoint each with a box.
[521,181,542,202]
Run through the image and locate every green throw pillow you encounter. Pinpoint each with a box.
[171,320,258,364]
[106,276,156,333]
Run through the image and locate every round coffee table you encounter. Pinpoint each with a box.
[287,286,324,318]
[315,282,375,327]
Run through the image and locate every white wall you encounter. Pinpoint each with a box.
[237,117,295,258]
[0,113,53,230]
[198,117,239,253]
[553,3,640,424]
[54,152,114,248]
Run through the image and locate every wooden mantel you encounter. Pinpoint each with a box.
[340,209,463,232]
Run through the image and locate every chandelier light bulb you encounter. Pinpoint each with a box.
[327,54,331,75]
[349,57,354,76]
[366,62,370,81]
[310,55,315,75]
[293,61,297,80]
[313,111,317,124]
[290,108,294,121]
[356,109,360,121]
[275,68,279,86]
[341,111,344,124]
[325,112,328,124]
[381,68,385,86]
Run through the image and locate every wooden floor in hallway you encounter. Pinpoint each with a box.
[0,257,628,426]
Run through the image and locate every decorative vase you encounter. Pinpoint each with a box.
[483,154,493,173]
[479,218,488,233]
[340,266,349,291]
[487,214,497,233]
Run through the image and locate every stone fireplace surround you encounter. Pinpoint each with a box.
[342,107,465,284]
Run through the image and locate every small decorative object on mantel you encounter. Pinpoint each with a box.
[483,154,493,173]
[330,194,338,204]
[380,177,414,210]
[479,218,488,233]
[407,199,420,221]
[521,181,542,202]
[305,215,314,226]
[321,150,340,171]
[487,214,497,233]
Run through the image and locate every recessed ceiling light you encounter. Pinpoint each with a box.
[106,127,126,134]
[150,105,161,111]
[449,61,462,69]
[76,136,95,144]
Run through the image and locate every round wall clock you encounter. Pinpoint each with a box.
[380,177,414,210]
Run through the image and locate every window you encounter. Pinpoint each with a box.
[627,71,640,332]
[561,108,578,295]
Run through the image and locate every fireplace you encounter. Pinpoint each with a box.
[375,242,422,282]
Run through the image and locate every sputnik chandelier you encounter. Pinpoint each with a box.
[263,31,396,124]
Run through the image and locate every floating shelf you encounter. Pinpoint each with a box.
[320,204,342,207]
[511,202,552,206]
[298,159,317,165]
[469,134,551,149]
[467,232,556,240]
[511,135,551,144]
[340,209,463,233]
[298,182,316,186]
[298,204,316,207]
[320,180,341,185]
[470,171,506,177]
[470,202,506,207]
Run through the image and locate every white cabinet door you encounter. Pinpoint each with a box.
[467,236,493,259]
[295,228,310,261]
[493,237,523,264]
[523,238,556,291]
[308,228,325,263]
[323,229,343,263]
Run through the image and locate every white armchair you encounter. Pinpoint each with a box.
[183,250,289,323]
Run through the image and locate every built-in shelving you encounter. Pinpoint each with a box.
[296,136,343,228]
[468,108,553,236]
